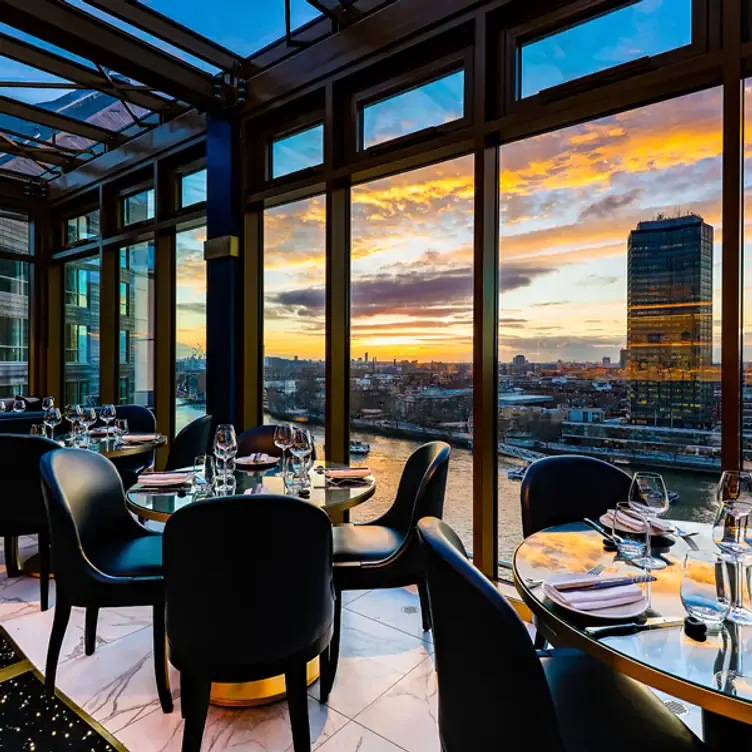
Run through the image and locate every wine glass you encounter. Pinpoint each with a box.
[30,424,46,438]
[101,404,116,435]
[113,418,129,445]
[44,406,61,442]
[64,404,82,438]
[213,424,237,483]
[81,406,97,439]
[628,471,670,570]
[681,550,731,626]
[274,424,294,482]
[289,427,313,491]
[713,471,752,625]
[12,396,25,413]
[42,396,54,411]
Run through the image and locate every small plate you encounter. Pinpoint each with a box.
[599,512,675,537]
[542,572,649,620]
[235,455,280,470]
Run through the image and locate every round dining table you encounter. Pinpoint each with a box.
[514,520,752,749]
[126,459,376,708]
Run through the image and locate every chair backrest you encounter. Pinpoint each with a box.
[165,415,213,471]
[39,448,144,594]
[163,495,334,673]
[520,454,632,538]
[418,518,565,752]
[114,404,157,470]
[236,425,282,457]
[0,434,60,531]
[0,411,47,436]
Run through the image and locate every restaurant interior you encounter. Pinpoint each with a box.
[1,0,752,750]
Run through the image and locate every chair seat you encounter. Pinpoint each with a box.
[332,524,405,563]
[541,649,704,752]
[87,534,163,578]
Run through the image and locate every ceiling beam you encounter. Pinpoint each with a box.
[0,0,217,109]
[84,0,242,72]
[0,95,126,146]
[0,139,85,168]
[306,0,360,24]
[0,32,175,113]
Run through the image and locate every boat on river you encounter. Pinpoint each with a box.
[350,439,371,455]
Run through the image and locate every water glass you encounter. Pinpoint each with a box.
[612,502,646,561]
[628,471,670,570]
[30,424,46,438]
[101,404,116,434]
[12,396,25,413]
[193,455,215,490]
[681,550,731,626]
[113,418,129,445]
[44,406,61,442]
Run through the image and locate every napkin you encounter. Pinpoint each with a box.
[137,471,192,487]
[543,575,644,611]
[236,453,277,465]
[601,509,674,535]
[123,433,161,443]
[326,468,371,479]
[244,486,271,495]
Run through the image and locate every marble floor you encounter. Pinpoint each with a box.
[0,537,703,751]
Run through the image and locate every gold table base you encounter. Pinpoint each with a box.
[209,657,320,707]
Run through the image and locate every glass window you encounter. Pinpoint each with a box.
[264,196,326,438]
[119,242,154,407]
[64,256,100,406]
[519,0,693,99]
[498,88,722,559]
[180,168,207,208]
[743,79,752,468]
[271,125,324,179]
[0,212,30,255]
[0,259,29,398]
[122,189,155,226]
[361,70,464,150]
[175,226,207,431]
[350,156,474,550]
[66,210,100,246]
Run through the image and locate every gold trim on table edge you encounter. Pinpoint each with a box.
[512,566,752,726]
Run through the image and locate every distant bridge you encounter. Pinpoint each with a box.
[498,442,546,463]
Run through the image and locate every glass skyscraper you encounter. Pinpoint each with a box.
[627,214,714,429]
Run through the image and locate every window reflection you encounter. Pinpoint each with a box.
[66,210,100,246]
[122,189,155,226]
[271,125,324,179]
[180,169,207,208]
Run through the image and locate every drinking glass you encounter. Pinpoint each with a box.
[41,396,54,411]
[193,455,215,491]
[12,396,25,413]
[101,404,116,435]
[628,471,670,570]
[289,427,313,491]
[713,471,752,624]
[30,424,46,438]
[611,502,646,561]
[681,550,731,626]
[44,406,61,442]
[81,406,97,439]
[113,418,129,445]
[274,424,294,482]
[64,404,82,436]
[213,424,237,483]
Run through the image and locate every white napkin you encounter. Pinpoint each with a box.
[138,472,191,487]
[600,509,674,535]
[244,486,270,495]
[543,575,644,612]
[123,433,160,443]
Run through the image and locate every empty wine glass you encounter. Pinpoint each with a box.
[213,424,237,483]
[44,406,61,442]
[113,418,128,445]
[628,471,670,570]
[12,396,25,413]
[101,404,116,435]
[289,427,313,491]
[274,424,294,482]
[81,406,97,439]
[713,471,752,625]
[41,396,54,411]
[64,404,82,437]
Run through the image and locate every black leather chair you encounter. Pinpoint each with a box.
[163,495,334,752]
[236,424,284,457]
[325,441,450,695]
[417,517,705,752]
[0,410,47,436]
[111,404,157,489]
[520,455,632,538]
[0,434,59,611]
[39,447,172,713]
[164,415,212,471]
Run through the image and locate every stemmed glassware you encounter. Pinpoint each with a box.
[101,404,116,436]
[274,424,294,484]
[213,424,238,487]
[81,406,97,443]
[713,470,752,625]
[289,427,313,491]
[113,418,129,446]
[42,396,54,412]
[628,471,670,571]
[64,404,82,441]
[12,396,25,413]
[44,406,61,443]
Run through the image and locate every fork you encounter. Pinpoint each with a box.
[526,563,604,589]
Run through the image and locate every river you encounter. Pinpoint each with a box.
[177,401,722,559]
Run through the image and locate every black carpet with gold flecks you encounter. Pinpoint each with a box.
[0,628,127,751]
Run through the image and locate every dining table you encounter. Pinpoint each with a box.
[126,457,376,708]
[514,519,752,749]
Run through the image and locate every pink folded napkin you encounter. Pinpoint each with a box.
[600,510,674,535]
[543,574,645,612]
[89,428,108,437]
[123,433,161,443]
[137,472,192,487]
[244,486,270,495]
[326,468,371,479]
[236,453,277,465]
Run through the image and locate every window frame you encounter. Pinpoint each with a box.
[120,184,157,229]
[267,120,326,184]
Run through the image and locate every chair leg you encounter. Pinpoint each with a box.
[180,674,210,752]
[4,536,20,577]
[152,604,173,714]
[318,643,333,704]
[286,662,311,752]
[534,630,547,650]
[38,530,50,613]
[45,599,71,695]
[417,580,432,632]
[85,607,99,656]
[321,588,342,701]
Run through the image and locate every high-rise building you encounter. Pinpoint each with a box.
[620,348,629,371]
[627,214,713,429]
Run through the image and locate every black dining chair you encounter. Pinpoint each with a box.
[324,441,450,695]
[163,494,334,752]
[39,447,172,713]
[111,404,158,489]
[0,434,60,611]
[520,455,632,538]
[164,415,212,471]
[417,517,705,752]
[236,424,284,457]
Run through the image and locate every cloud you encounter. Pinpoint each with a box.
[499,264,556,292]
[175,302,206,315]
[578,189,642,221]
[533,300,570,307]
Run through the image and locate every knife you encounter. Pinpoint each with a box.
[583,517,628,545]
[585,616,684,638]
[555,574,656,592]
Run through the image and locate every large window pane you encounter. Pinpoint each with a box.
[119,242,155,407]
[263,196,325,444]
[175,226,207,431]
[361,70,464,150]
[271,125,324,179]
[519,0,692,99]
[499,88,722,559]
[66,210,100,246]
[743,79,752,467]
[0,258,29,397]
[64,255,100,405]
[350,157,474,549]
[122,189,155,226]
[180,169,207,208]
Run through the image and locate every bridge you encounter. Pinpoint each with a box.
[498,442,546,463]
